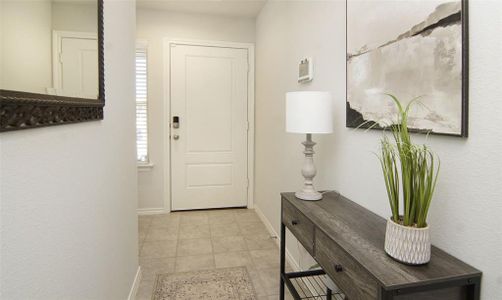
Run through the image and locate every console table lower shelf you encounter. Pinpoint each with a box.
[279,191,482,300]
[281,269,345,300]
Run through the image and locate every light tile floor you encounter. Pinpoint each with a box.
[136,208,294,300]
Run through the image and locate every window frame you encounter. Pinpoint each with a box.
[135,40,152,168]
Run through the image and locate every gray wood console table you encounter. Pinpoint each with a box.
[279,191,482,300]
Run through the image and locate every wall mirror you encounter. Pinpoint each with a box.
[0,0,104,132]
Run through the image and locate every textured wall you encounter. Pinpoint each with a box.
[255,1,502,299]
[0,1,138,299]
[136,9,255,211]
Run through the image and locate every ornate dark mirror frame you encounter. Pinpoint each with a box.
[0,0,104,132]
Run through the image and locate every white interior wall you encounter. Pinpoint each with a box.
[255,1,502,299]
[0,1,3,87]
[0,1,138,299]
[136,9,255,211]
[0,0,53,93]
[51,1,97,32]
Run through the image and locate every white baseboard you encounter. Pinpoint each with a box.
[127,266,142,300]
[254,205,332,297]
[253,205,300,271]
[137,208,168,215]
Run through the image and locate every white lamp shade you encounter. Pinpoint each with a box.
[286,91,333,134]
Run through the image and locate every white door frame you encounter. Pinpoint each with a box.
[52,30,97,95]
[163,38,255,212]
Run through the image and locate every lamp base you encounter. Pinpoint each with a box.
[295,133,323,201]
[295,190,323,201]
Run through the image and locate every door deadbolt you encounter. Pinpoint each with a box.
[172,116,180,128]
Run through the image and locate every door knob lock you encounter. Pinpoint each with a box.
[173,134,179,140]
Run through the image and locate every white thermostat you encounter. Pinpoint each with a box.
[298,57,313,83]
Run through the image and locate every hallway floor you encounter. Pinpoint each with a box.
[136,208,294,299]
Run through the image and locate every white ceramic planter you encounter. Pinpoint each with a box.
[384,218,431,265]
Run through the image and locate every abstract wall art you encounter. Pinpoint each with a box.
[346,0,468,137]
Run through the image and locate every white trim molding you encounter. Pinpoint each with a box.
[162,38,256,213]
[127,266,142,300]
[254,205,300,271]
[136,39,148,49]
[137,162,154,172]
[137,207,168,215]
[254,205,326,296]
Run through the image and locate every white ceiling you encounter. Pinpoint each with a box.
[137,0,267,18]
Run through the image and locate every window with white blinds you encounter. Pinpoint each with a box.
[136,47,148,163]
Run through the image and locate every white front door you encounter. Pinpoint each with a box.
[170,44,249,211]
[57,34,98,98]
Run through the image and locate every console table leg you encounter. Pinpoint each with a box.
[380,288,394,300]
[467,278,481,300]
[280,222,286,300]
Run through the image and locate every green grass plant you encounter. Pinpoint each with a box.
[378,94,440,228]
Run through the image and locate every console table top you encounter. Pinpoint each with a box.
[281,191,481,290]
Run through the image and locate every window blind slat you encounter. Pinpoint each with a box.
[136,47,148,162]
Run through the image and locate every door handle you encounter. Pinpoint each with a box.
[334,264,343,272]
[173,134,179,140]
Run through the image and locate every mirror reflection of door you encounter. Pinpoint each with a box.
[0,0,98,98]
[53,32,98,98]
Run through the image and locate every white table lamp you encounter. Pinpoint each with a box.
[286,91,333,200]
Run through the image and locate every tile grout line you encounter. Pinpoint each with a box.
[138,210,283,298]
[174,214,182,268]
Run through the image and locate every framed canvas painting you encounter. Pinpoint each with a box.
[346,0,469,137]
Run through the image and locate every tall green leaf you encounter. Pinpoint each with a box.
[378,95,440,228]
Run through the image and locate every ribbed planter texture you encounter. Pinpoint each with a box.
[384,218,431,265]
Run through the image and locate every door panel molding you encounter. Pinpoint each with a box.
[163,38,255,212]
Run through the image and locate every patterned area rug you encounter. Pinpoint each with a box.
[152,267,257,300]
